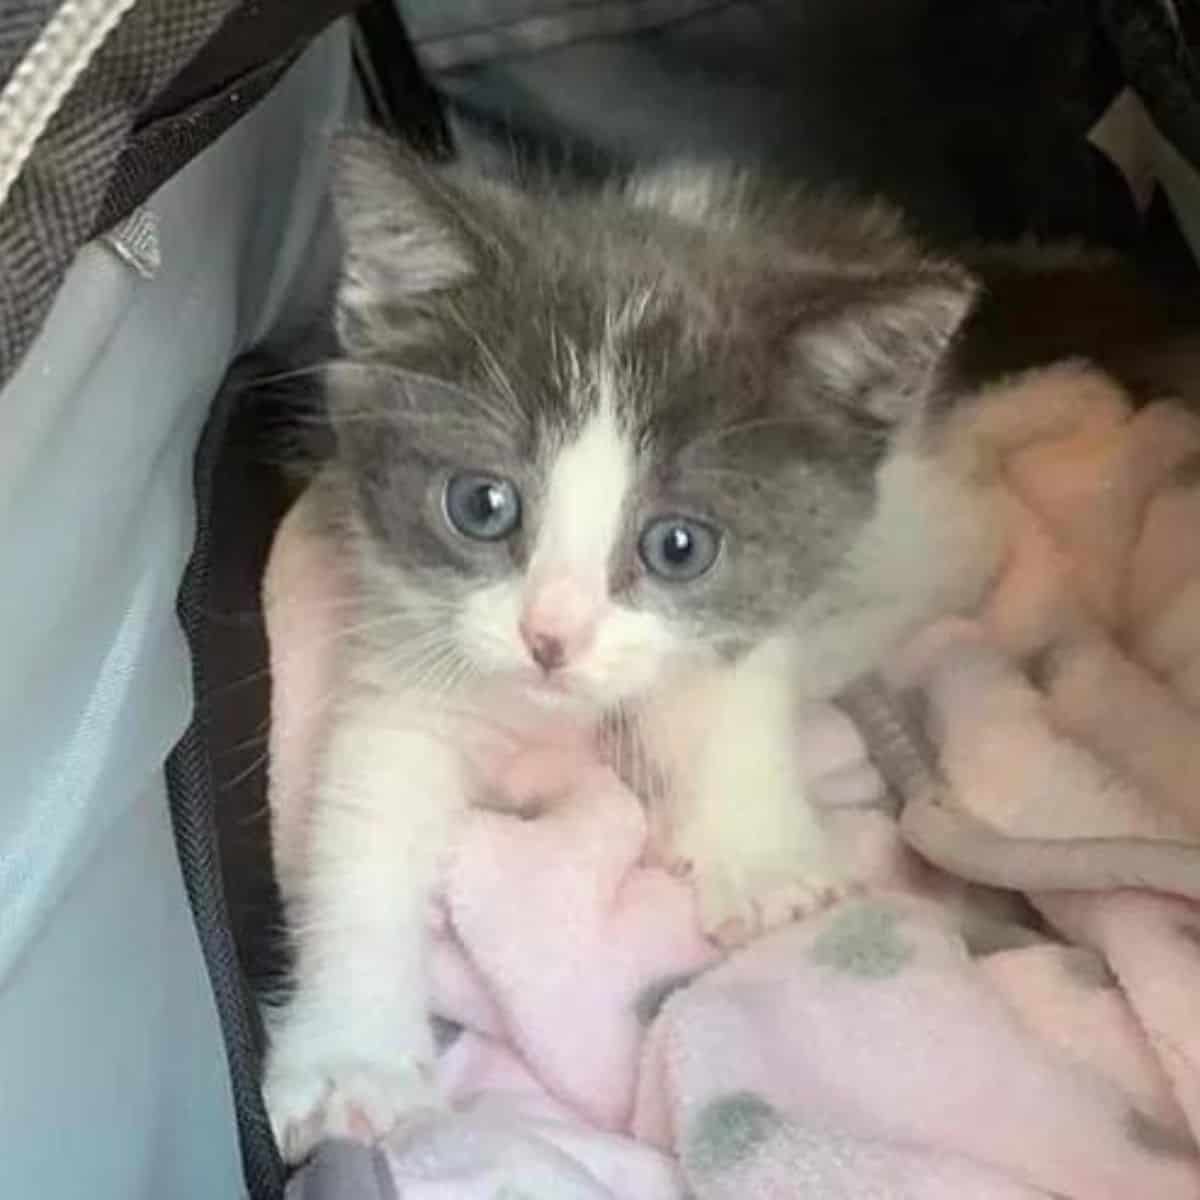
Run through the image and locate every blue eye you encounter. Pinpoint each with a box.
[444,472,521,541]
[638,516,721,582]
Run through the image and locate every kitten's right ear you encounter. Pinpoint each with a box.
[331,129,483,355]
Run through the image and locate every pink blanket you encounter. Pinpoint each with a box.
[402,742,1200,1200]
[268,364,1200,1198]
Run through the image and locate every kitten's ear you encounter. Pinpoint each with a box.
[787,267,977,426]
[330,129,490,355]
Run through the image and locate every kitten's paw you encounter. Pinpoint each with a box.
[264,1053,441,1164]
[670,826,855,948]
[699,865,856,949]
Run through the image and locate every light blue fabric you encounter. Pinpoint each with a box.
[0,25,350,1200]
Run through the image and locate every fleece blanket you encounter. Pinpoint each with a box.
[867,362,1200,898]
[268,362,1200,1199]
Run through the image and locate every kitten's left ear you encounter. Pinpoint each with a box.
[787,266,978,426]
[330,129,508,355]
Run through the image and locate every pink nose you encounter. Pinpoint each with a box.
[524,631,565,672]
[519,576,598,673]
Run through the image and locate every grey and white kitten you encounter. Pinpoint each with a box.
[264,130,1000,1159]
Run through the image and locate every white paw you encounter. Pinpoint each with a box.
[264,1046,441,1164]
[666,824,854,948]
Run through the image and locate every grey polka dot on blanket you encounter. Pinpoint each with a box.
[810,902,914,979]
[684,1092,784,1175]
[634,969,704,1026]
[1126,1108,1200,1161]
[1058,947,1117,989]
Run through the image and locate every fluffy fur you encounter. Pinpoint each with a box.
[263,130,1002,1160]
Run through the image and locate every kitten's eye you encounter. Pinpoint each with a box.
[444,472,521,541]
[638,516,720,582]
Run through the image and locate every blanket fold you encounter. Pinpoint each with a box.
[865,373,1200,897]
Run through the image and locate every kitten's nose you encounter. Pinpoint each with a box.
[520,574,599,674]
[525,631,565,673]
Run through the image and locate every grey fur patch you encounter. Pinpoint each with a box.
[683,1092,785,1175]
[1125,1108,1200,1161]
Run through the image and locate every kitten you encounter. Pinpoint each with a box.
[263,131,1001,1159]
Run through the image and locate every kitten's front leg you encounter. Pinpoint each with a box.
[661,644,851,947]
[263,692,462,1162]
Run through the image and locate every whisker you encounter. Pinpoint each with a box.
[684,414,823,454]
[241,361,339,390]
[204,607,451,701]
[221,747,273,793]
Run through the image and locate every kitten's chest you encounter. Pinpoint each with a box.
[455,673,723,816]
[450,683,601,811]
[602,664,735,808]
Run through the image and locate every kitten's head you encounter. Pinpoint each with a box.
[325,131,976,711]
